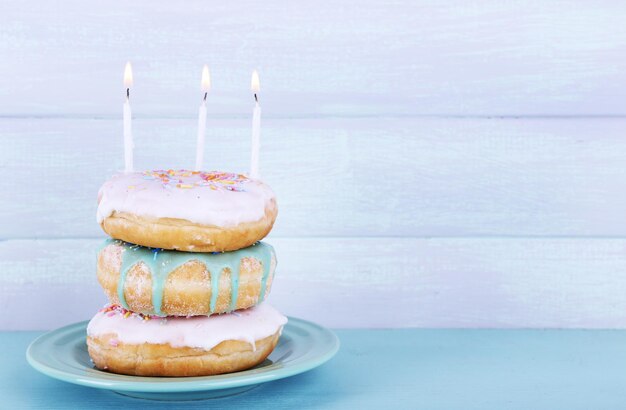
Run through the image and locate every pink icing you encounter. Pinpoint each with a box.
[96,170,276,226]
[87,303,287,351]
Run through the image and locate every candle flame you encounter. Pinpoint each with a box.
[251,70,260,93]
[201,65,211,93]
[124,62,133,89]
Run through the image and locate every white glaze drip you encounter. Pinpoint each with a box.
[96,170,275,227]
[87,303,287,351]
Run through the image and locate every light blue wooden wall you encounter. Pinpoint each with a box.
[1,1,626,329]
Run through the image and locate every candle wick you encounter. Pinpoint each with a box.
[126,88,130,99]
[254,93,258,103]
[203,92,207,102]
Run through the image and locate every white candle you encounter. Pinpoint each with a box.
[250,70,261,179]
[123,62,134,173]
[195,65,211,171]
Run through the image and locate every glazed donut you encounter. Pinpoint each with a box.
[87,303,287,377]
[97,239,276,317]
[97,170,277,252]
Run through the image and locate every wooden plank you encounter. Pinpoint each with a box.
[7,330,626,408]
[2,117,626,238]
[1,0,625,116]
[2,237,626,330]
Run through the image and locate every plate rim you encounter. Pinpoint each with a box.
[26,316,340,393]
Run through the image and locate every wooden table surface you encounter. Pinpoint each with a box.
[3,4,625,407]
[6,328,626,409]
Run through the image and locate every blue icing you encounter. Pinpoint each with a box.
[101,239,275,316]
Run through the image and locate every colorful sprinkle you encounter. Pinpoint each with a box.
[140,170,249,192]
[100,304,160,321]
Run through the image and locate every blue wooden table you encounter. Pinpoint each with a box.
[4,329,626,409]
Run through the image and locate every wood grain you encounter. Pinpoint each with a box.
[9,330,626,409]
[2,1,625,330]
[1,1,625,116]
[3,237,626,330]
[2,117,626,238]
[12,329,626,409]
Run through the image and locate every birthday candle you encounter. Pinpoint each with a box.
[123,62,134,173]
[250,70,261,179]
[195,65,210,171]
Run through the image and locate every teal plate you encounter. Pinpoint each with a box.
[26,317,339,401]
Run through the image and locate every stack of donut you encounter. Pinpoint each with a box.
[86,170,287,377]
